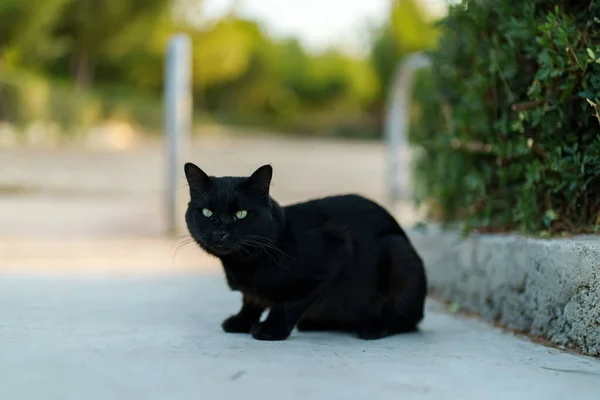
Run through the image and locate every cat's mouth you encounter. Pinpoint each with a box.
[191,234,235,256]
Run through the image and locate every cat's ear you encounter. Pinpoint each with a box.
[184,162,210,191]
[244,164,273,196]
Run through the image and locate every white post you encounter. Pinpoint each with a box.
[165,34,192,235]
[384,53,431,204]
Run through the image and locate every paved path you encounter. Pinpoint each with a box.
[1,273,599,400]
[1,135,410,239]
[2,135,599,399]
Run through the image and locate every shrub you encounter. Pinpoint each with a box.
[410,0,600,235]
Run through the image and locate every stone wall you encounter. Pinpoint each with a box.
[408,226,600,356]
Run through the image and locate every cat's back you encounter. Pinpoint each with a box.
[284,194,403,237]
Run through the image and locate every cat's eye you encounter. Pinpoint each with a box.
[202,208,213,218]
[235,210,248,220]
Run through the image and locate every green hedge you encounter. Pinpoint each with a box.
[410,0,600,236]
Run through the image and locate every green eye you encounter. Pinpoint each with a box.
[202,208,213,218]
[235,210,248,219]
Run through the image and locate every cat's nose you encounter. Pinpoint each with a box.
[213,232,229,241]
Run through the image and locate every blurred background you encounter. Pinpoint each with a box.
[0,0,440,140]
[0,0,442,273]
[0,0,598,274]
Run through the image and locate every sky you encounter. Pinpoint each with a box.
[199,0,448,55]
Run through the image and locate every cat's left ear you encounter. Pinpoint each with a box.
[244,164,273,196]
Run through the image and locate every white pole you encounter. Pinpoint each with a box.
[384,53,431,205]
[165,34,192,235]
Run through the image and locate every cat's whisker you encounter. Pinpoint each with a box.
[171,234,199,263]
[237,238,291,268]
[245,236,290,258]
[233,244,254,260]
[171,235,192,250]
[172,240,193,259]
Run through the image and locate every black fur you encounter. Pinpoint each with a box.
[184,163,427,341]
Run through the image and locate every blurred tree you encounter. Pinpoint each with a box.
[0,0,72,69]
[96,10,176,92]
[390,0,439,53]
[370,26,401,105]
[192,17,260,91]
[369,0,439,124]
[52,0,171,88]
[200,25,303,120]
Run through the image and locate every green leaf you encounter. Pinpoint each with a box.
[543,210,558,227]
[448,303,461,314]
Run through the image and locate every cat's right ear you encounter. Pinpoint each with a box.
[184,162,210,191]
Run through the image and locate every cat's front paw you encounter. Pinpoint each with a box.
[222,315,255,333]
[250,322,290,341]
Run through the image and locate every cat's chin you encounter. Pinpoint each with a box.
[204,245,236,257]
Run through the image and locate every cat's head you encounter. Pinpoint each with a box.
[183,163,283,257]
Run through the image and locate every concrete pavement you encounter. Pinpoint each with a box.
[2,135,599,399]
[1,273,599,400]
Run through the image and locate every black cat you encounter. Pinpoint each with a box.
[184,163,427,341]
